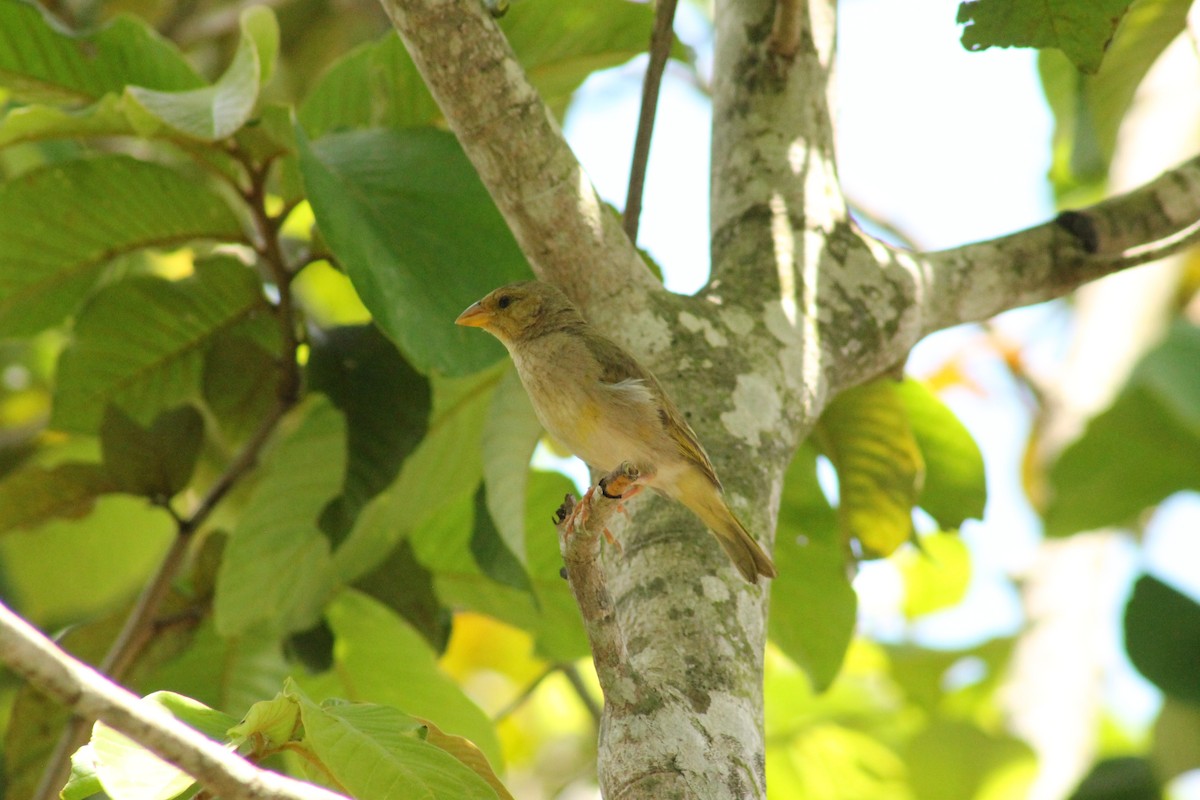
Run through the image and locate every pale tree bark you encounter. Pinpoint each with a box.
[0,602,347,800]
[378,0,1200,797]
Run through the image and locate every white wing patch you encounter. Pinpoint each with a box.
[603,377,656,409]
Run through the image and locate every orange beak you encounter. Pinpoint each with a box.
[455,301,491,328]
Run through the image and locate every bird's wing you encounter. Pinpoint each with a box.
[583,330,723,490]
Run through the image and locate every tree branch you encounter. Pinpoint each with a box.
[623,0,678,245]
[554,463,641,709]
[0,602,346,800]
[918,151,1200,337]
[377,0,657,312]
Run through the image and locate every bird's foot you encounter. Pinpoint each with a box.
[563,485,595,534]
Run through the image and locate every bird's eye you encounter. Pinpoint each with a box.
[497,295,512,309]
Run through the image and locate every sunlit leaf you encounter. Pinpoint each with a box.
[213,396,345,637]
[897,532,971,619]
[769,443,855,691]
[92,692,237,800]
[903,720,1035,800]
[292,692,500,800]
[298,127,531,375]
[299,589,503,769]
[817,379,924,557]
[480,366,542,567]
[958,0,1132,73]
[228,693,300,752]
[421,717,515,800]
[125,7,277,141]
[0,157,244,337]
[895,378,986,529]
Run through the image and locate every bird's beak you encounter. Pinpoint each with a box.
[455,301,491,328]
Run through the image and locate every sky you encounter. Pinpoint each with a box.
[556,0,1200,782]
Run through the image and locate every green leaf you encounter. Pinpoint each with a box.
[202,333,280,443]
[769,443,856,691]
[301,589,503,770]
[138,618,290,714]
[1124,574,1200,704]
[470,485,533,594]
[1068,757,1162,800]
[0,2,202,104]
[0,156,245,337]
[481,365,542,566]
[298,34,440,137]
[501,0,668,116]
[435,471,588,663]
[895,378,986,529]
[334,366,500,583]
[957,0,1133,73]
[292,694,500,800]
[62,745,102,800]
[125,7,278,141]
[817,379,924,557]
[213,397,345,637]
[0,494,174,627]
[0,94,136,149]
[352,539,450,652]
[92,692,238,800]
[902,720,1035,800]
[308,324,431,545]
[897,532,971,619]
[52,257,268,433]
[228,693,301,752]
[1046,323,1200,536]
[298,127,532,375]
[1039,0,1192,201]
[0,461,115,534]
[100,405,204,499]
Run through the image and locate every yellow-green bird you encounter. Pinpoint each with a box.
[456,280,777,583]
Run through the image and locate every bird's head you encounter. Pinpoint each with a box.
[455,280,584,345]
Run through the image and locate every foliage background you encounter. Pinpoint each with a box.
[0,0,1198,798]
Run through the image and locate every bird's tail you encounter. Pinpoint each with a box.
[676,475,777,583]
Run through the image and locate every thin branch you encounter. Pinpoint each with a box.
[554,463,640,709]
[623,0,678,244]
[559,663,603,725]
[491,663,557,723]
[918,151,1200,338]
[0,602,346,800]
[377,0,657,313]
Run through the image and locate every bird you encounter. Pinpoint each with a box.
[455,280,777,583]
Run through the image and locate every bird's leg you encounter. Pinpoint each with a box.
[600,464,649,517]
[562,485,596,534]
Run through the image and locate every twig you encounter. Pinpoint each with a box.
[491,663,557,723]
[766,0,803,59]
[623,0,678,244]
[0,602,347,800]
[559,663,603,725]
[555,463,640,708]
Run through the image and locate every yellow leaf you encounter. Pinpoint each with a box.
[817,379,924,557]
[418,716,515,800]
